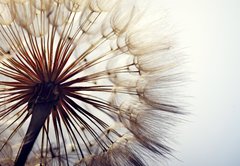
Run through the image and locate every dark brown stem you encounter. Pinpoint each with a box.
[14,102,53,166]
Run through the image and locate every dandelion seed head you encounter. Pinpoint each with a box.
[0,0,184,165]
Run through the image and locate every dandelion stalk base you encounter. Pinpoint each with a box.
[15,83,59,165]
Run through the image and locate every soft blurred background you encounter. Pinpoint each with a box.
[148,0,240,165]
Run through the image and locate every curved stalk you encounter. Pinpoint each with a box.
[14,102,53,166]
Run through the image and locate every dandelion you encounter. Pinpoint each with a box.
[0,0,184,165]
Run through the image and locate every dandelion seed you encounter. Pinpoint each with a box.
[0,0,184,166]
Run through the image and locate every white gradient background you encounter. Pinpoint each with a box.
[148,0,240,166]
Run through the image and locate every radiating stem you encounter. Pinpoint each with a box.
[14,102,54,166]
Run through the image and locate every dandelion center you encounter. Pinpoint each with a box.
[29,82,60,107]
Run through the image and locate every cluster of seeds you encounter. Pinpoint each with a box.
[0,0,183,165]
